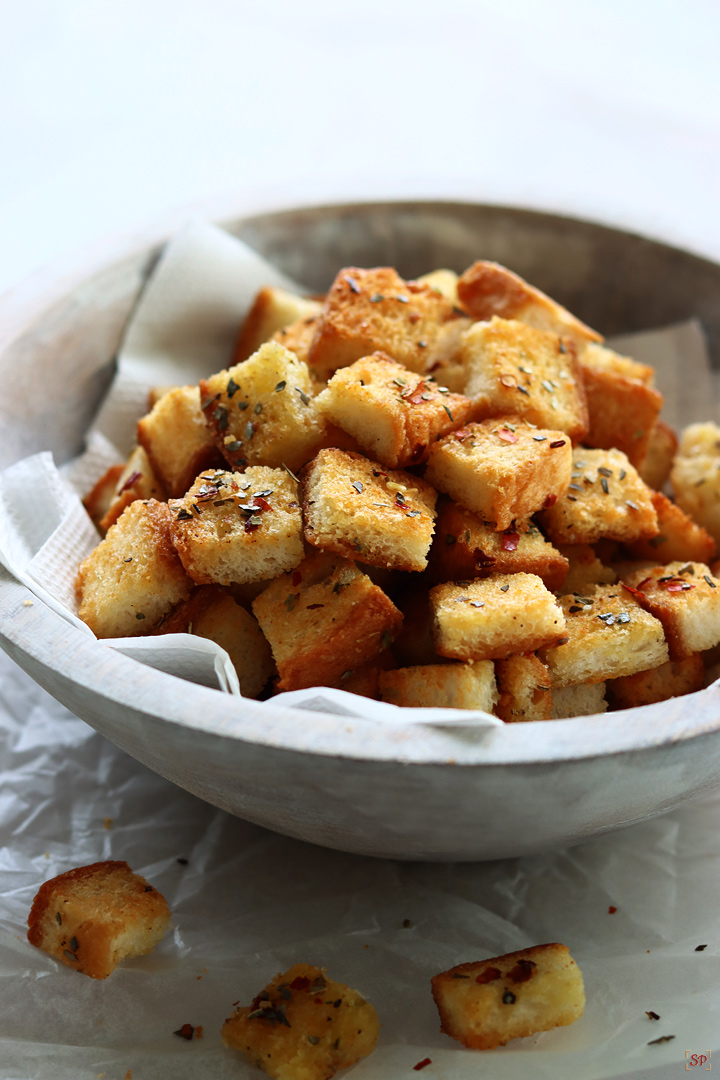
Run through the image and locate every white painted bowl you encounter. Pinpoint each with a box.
[2,200,720,861]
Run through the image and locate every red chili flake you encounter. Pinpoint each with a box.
[543,493,558,508]
[608,905,617,914]
[174,1024,195,1040]
[413,1059,432,1071]
[473,548,497,569]
[292,572,302,587]
[665,580,694,592]
[454,429,471,441]
[475,966,502,984]
[549,439,566,449]
[502,531,520,552]
[401,379,429,405]
[290,977,311,991]
[252,496,273,512]
[622,580,650,600]
[119,470,142,494]
[508,959,536,983]
[497,428,518,443]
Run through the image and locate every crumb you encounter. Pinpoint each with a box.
[103,817,112,830]
[23,599,34,606]
[608,905,617,914]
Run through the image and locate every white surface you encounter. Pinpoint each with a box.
[2,2,720,1078]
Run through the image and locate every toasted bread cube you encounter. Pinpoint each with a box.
[678,421,720,457]
[579,343,663,466]
[137,385,224,497]
[391,587,444,667]
[430,574,566,662]
[624,492,716,564]
[378,661,498,711]
[551,682,607,718]
[154,585,274,697]
[76,500,192,637]
[539,448,658,545]
[538,585,668,687]
[457,259,602,348]
[425,419,572,531]
[270,314,322,367]
[461,317,589,441]
[222,963,379,1080]
[147,383,179,409]
[638,420,678,491]
[27,861,170,980]
[83,463,124,534]
[307,266,466,380]
[494,655,552,722]
[252,551,403,691]
[671,423,720,545]
[98,446,166,533]
[302,449,437,571]
[169,467,303,586]
[338,651,396,699]
[428,501,568,591]
[555,544,617,594]
[622,561,720,661]
[416,268,460,303]
[431,943,585,1050]
[200,342,327,472]
[315,353,473,467]
[235,286,322,363]
[607,654,705,709]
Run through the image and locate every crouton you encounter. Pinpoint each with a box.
[27,861,170,980]
[82,463,124,534]
[337,651,396,699]
[391,587,444,667]
[416,268,460,303]
[315,353,473,467]
[76,499,193,637]
[538,448,658,545]
[456,259,602,348]
[431,943,585,1050]
[234,286,322,363]
[551,682,607,718]
[637,419,678,491]
[494,655,552,722]
[428,501,568,591]
[555,544,617,594]
[671,423,720,545]
[579,343,663,465]
[624,492,716,564]
[270,315,322,368]
[302,448,438,572]
[252,550,403,691]
[97,445,167,533]
[538,585,668,687]
[678,421,720,457]
[430,574,566,662]
[147,383,179,409]
[378,661,498,711]
[154,585,274,697]
[306,266,467,380]
[425,419,572,531]
[622,561,720,661]
[137,384,224,497]
[169,467,304,586]
[607,654,705,709]
[200,342,327,473]
[461,317,589,441]
[222,963,379,1080]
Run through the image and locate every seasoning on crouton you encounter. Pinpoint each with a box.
[538,585,668,687]
[154,585,274,697]
[461,317,589,442]
[425,419,572,531]
[622,561,720,661]
[222,963,379,1080]
[671,422,720,545]
[200,342,327,473]
[456,259,602,348]
[76,499,193,637]
[252,550,403,691]
[624,492,716,564]
[235,286,322,363]
[97,445,167,533]
[307,266,466,380]
[378,661,498,711]
[607,654,705,709]
[431,943,585,1050]
[302,449,438,572]
[551,682,607,718]
[271,315,322,368]
[494,655,552,722]
[137,385,224,497]
[538,448,658,545]
[554,544,617,594]
[637,419,678,491]
[83,463,124,534]
[579,343,663,466]
[27,861,170,980]
[430,574,566,662]
[315,352,473,467]
[428,500,568,591]
[169,467,304,586]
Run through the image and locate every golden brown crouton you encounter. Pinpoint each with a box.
[637,419,678,491]
[456,260,602,348]
[670,423,720,546]
[336,651,396,699]
[252,551,403,691]
[538,585,668,687]
[137,384,224,497]
[461,317,589,441]
[554,544,617,594]
[378,661,498,711]
[624,492,716,564]
[538,448,658,545]
[431,943,585,1050]
[270,315,322,367]
[27,861,170,980]
[169,467,304,586]
[494,655,552,722]
[415,267,460,303]
[550,682,607,718]
[430,574,566,662]
[579,343,663,466]
[76,500,193,637]
[678,421,720,457]
[200,342,328,473]
[391,587,444,667]
[425,419,572,531]
[97,445,167,533]
[154,585,274,697]
[222,964,379,1080]
[234,286,323,363]
[607,654,705,709]
[302,449,438,572]
[82,463,124,534]
[622,561,720,661]
[315,353,473,467]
